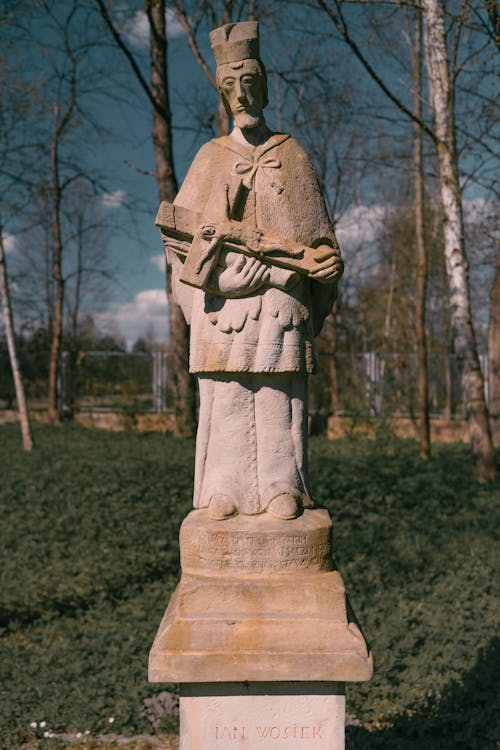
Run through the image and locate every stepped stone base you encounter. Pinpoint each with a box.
[149,509,372,683]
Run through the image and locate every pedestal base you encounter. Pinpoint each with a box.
[180,682,345,750]
[149,509,372,683]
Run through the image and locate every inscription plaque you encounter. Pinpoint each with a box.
[180,682,345,750]
[180,509,334,576]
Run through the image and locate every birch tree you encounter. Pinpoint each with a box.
[0,6,38,449]
[422,0,495,480]
[315,0,496,481]
[0,225,33,450]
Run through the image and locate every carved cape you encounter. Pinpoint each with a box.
[167,132,340,374]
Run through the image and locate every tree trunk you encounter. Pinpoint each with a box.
[329,304,339,414]
[0,226,34,450]
[383,250,396,344]
[423,0,496,481]
[47,127,64,424]
[46,16,76,425]
[488,249,500,418]
[148,0,196,437]
[412,7,431,459]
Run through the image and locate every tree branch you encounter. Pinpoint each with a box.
[93,0,169,120]
[174,4,217,90]
[316,0,438,143]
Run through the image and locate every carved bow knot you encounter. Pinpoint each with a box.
[232,157,284,194]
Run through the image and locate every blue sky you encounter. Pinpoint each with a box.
[83,9,394,347]
[86,7,498,349]
[3,4,496,349]
[90,10,206,346]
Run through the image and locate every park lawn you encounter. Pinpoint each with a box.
[0,423,498,750]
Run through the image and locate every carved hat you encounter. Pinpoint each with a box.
[209,21,260,66]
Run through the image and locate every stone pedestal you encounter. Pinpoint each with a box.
[149,509,372,683]
[150,510,371,749]
[180,682,345,749]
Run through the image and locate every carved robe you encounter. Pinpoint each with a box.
[166,132,340,514]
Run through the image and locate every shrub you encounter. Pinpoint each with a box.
[0,425,498,749]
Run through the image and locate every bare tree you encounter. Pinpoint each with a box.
[316,0,496,480]
[46,3,78,423]
[422,0,495,480]
[411,6,431,458]
[94,0,197,437]
[489,249,500,418]
[0,4,40,449]
[59,181,113,341]
[0,224,33,450]
[1,1,122,423]
[172,0,230,135]
[148,0,197,436]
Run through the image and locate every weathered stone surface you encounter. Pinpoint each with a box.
[180,508,333,575]
[149,509,372,684]
[148,23,372,733]
[180,682,345,749]
[156,19,344,522]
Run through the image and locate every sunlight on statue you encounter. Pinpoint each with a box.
[156,21,343,521]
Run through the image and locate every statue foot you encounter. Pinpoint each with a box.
[208,494,237,521]
[267,493,302,520]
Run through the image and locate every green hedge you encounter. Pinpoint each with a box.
[0,425,498,749]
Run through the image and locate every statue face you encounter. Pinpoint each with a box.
[217,59,266,129]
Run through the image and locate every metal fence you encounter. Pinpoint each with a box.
[0,349,490,417]
[309,351,490,419]
[0,350,167,414]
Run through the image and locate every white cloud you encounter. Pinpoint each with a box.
[165,8,186,38]
[151,254,166,272]
[101,189,127,209]
[335,204,386,250]
[334,204,388,291]
[95,289,168,348]
[2,232,17,254]
[120,8,185,49]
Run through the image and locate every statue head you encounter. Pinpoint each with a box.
[210,21,268,129]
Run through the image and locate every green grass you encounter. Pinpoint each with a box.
[0,424,499,749]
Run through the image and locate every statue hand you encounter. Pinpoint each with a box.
[309,246,344,284]
[216,252,271,297]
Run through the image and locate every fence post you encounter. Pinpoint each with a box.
[153,351,160,413]
[162,352,168,411]
[364,352,379,416]
[152,351,168,413]
[373,353,382,415]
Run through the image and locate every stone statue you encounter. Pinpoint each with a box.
[157,21,343,522]
[150,26,371,729]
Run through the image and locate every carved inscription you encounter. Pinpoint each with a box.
[215,725,246,740]
[192,530,331,571]
[214,724,324,741]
